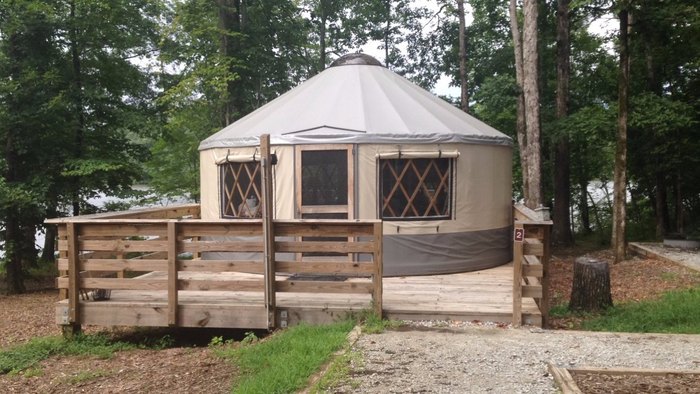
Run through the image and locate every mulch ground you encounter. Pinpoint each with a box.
[1,244,699,393]
[548,246,700,330]
[573,372,700,394]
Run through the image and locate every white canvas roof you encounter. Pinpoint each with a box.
[199,54,512,150]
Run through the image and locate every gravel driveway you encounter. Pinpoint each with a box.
[335,324,700,393]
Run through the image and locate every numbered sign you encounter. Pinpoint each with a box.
[514,228,524,242]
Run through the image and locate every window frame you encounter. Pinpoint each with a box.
[377,157,454,221]
[219,160,263,219]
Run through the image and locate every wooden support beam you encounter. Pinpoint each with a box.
[512,222,524,327]
[541,225,551,328]
[261,134,276,329]
[66,223,80,326]
[168,221,178,326]
[373,222,383,317]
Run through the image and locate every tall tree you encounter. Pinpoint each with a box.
[457,0,469,112]
[552,0,573,244]
[612,3,630,262]
[508,0,529,200]
[522,0,542,209]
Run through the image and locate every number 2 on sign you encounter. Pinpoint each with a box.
[514,228,524,242]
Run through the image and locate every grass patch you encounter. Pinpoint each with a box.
[582,287,700,334]
[0,334,136,374]
[63,369,111,384]
[310,349,362,393]
[215,320,354,394]
[357,310,402,334]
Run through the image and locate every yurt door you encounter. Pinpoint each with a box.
[295,145,354,220]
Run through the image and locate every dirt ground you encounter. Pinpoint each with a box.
[1,244,699,393]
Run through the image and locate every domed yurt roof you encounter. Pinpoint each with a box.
[199,54,512,150]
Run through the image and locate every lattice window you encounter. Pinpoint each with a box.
[220,161,262,218]
[379,158,452,220]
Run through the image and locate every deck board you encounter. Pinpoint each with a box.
[56,263,542,328]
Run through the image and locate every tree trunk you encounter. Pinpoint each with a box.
[579,178,591,234]
[553,0,572,245]
[384,0,391,68]
[218,0,241,125]
[655,171,670,238]
[508,0,529,199]
[41,202,58,262]
[612,7,630,263]
[69,0,84,217]
[522,0,542,209]
[319,0,328,72]
[675,171,683,234]
[569,258,613,311]
[458,0,469,113]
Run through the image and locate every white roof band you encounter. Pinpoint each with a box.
[376,151,460,159]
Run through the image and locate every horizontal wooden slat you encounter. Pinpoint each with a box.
[57,277,167,290]
[276,241,374,253]
[179,279,264,292]
[274,223,374,237]
[179,260,263,273]
[58,239,169,252]
[58,258,168,271]
[522,263,543,277]
[522,284,542,298]
[276,280,374,294]
[178,223,263,237]
[523,239,544,256]
[275,260,374,275]
[78,224,168,237]
[179,241,263,253]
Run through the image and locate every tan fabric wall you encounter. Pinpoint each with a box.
[199,146,295,220]
[357,143,512,234]
[201,143,511,234]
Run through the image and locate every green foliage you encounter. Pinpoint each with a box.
[358,310,402,334]
[310,349,362,393]
[63,369,111,385]
[582,287,700,334]
[215,320,354,394]
[0,334,135,375]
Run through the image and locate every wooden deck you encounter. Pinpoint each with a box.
[384,264,541,326]
[56,263,541,328]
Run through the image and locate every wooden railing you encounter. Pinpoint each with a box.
[512,204,552,327]
[49,208,383,330]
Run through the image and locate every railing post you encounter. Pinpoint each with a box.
[373,222,383,317]
[512,222,524,327]
[261,134,276,329]
[168,221,178,326]
[541,224,551,328]
[66,222,82,334]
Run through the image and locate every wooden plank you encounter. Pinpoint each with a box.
[522,284,542,298]
[168,221,178,326]
[178,222,262,237]
[261,133,276,329]
[179,279,265,292]
[523,239,544,256]
[59,259,168,271]
[548,364,583,394]
[524,225,544,240]
[78,224,167,237]
[541,224,551,328]
[276,280,374,294]
[180,260,263,273]
[512,223,524,327]
[274,223,374,237]
[275,260,374,275]
[45,204,201,223]
[373,221,383,316]
[179,241,263,253]
[67,223,80,324]
[58,239,169,252]
[276,241,374,253]
[76,278,168,290]
[522,261,543,277]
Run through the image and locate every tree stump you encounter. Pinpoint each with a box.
[569,258,613,311]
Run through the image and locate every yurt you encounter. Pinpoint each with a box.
[198,54,513,276]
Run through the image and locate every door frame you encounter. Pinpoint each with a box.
[294,144,355,220]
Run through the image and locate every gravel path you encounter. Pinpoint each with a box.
[335,324,700,393]
[636,243,700,272]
